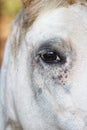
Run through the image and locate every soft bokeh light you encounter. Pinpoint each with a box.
[0,0,22,67]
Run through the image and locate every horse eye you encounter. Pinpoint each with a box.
[39,49,66,64]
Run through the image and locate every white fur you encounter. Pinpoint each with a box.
[0,4,87,130]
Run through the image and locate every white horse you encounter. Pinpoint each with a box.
[0,0,87,130]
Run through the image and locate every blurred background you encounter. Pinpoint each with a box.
[0,0,22,68]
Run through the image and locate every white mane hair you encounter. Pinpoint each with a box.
[0,0,87,130]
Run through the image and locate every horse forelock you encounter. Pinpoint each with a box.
[21,0,81,8]
[22,0,87,28]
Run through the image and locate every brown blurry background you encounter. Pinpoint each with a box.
[0,0,22,68]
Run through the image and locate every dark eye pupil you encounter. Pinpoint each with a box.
[43,51,58,63]
[40,50,66,64]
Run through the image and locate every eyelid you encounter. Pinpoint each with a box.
[38,37,65,50]
[37,38,71,57]
[38,47,65,58]
[38,48,54,55]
